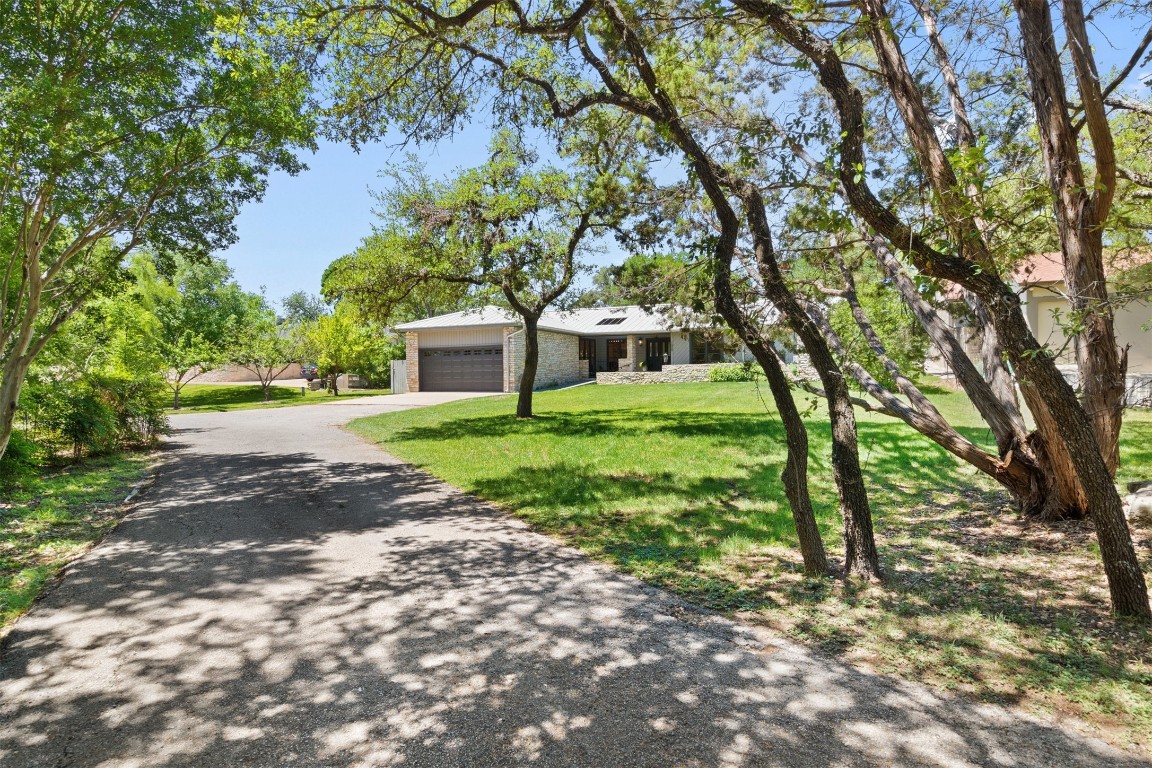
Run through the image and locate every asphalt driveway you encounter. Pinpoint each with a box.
[0,392,1146,767]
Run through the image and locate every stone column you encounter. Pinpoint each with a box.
[405,332,420,392]
[625,335,640,371]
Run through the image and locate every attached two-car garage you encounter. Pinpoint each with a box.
[419,346,504,391]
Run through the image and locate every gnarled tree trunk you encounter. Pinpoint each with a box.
[713,222,829,576]
[741,192,879,579]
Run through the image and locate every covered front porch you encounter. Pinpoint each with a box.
[578,333,687,376]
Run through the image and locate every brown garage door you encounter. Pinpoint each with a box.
[420,347,504,391]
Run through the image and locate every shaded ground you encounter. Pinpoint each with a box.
[0,394,1147,767]
[348,384,1152,751]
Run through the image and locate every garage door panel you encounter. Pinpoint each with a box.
[420,346,503,391]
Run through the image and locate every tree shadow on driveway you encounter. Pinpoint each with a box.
[0,425,1145,767]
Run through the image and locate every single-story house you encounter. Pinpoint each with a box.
[393,305,773,393]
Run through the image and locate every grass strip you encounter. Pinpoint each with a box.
[169,383,390,413]
[1,453,151,637]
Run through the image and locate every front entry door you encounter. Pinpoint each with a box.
[645,337,671,371]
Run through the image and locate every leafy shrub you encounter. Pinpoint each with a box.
[95,373,169,448]
[0,430,46,485]
[708,362,764,382]
[19,373,168,460]
[56,388,119,459]
[352,337,405,389]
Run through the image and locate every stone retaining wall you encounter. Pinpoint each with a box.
[596,364,715,385]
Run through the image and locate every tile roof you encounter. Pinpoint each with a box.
[1012,252,1064,286]
[1012,249,1152,287]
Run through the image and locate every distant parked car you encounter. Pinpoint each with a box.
[301,363,319,381]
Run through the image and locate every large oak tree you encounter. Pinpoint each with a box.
[276,0,1148,614]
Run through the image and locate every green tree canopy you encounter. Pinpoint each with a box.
[303,304,387,396]
[0,0,314,458]
[129,252,259,408]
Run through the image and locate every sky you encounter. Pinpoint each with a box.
[219,132,491,304]
[218,22,1152,308]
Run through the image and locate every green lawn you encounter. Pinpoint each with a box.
[350,382,1152,754]
[169,383,391,412]
[1,453,150,638]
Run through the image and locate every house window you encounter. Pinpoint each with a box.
[579,338,595,360]
[689,330,739,363]
[606,338,627,359]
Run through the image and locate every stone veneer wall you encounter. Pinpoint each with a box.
[596,363,715,385]
[505,328,585,391]
[405,332,420,392]
[788,354,818,383]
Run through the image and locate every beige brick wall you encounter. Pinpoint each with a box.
[405,332,420,392]
[196,364,301,383]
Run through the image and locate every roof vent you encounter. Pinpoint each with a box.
[596,317,626,325]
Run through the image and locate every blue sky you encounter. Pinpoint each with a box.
[220,132,489,304]
[220,25,1151,307]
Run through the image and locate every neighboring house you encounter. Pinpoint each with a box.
[1017,252,1150,370]
[926,251,1152,405]
[1019,251,1152,405]
[393,305,775,393]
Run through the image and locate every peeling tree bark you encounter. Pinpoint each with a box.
[1015,0,1126,476]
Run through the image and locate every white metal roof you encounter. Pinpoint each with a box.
[394,303,778,336]
[393,306,519,332]
[541,305,683,335]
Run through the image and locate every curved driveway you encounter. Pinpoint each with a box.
[0,393,1146,767]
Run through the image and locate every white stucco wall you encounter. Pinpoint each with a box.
[1031,293,1076,364]
[670,332,690,364]
[1116,300,1152,374]
[1025,286,1151,372]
